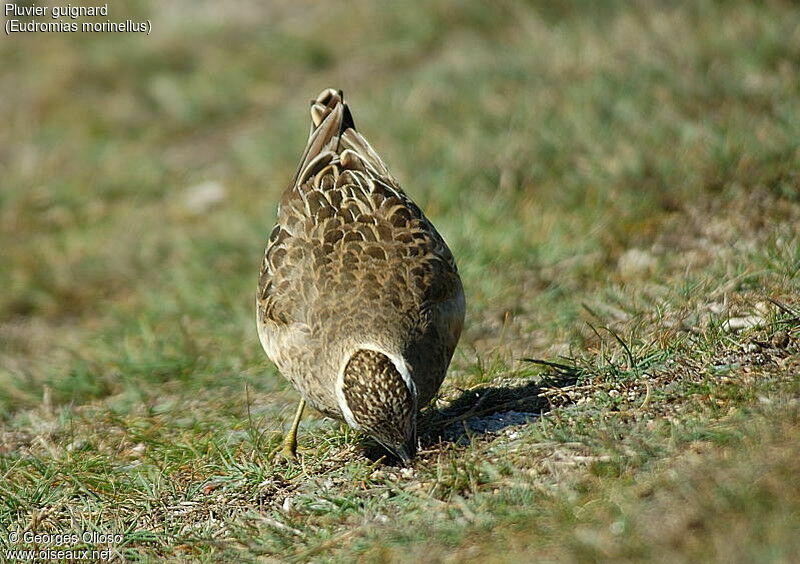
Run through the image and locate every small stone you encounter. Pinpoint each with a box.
[610,520,625,535]
[743,342,759,353]
[67,439,88,452]
[754,301,772,316]
[618,249,656,280]
[182,180,227,214]
[708,302,725,315]
[722,315,764,332]
[772,331,790,349]
[202,482,221,495]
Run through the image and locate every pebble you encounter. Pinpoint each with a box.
[708,302,726,315]
[722,315,764,332]
[772,331,790,348]
[618,248,657,279]
[181,180,227,214]
[400,468,415,479]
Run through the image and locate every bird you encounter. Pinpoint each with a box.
[256,88,465,463]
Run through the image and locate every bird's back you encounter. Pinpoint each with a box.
[257,89,464,416]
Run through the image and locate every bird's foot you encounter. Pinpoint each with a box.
[275,398,305,462]
[278,440,299,461]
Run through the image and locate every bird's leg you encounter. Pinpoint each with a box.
[281,398,306,460]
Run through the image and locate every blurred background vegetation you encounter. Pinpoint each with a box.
[1,0,799,560]
[2,0,796,415]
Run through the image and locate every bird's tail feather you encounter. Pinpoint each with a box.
[291,88,391,187]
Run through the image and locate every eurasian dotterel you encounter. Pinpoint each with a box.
[256,88,465,463]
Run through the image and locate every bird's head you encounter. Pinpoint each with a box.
[336,347,417,463]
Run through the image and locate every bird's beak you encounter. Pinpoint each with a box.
[393,446,412,465]
[391,438,417,465]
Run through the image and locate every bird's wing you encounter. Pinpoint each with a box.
[257,89,462,335]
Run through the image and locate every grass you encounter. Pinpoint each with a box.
[1,0,799,561]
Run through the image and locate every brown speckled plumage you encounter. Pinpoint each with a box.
[342,349,415,455]
[256,88,465,461]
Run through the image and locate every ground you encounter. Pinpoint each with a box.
[1,1,799,562]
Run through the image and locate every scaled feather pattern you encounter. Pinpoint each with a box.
[256,89,465,459]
